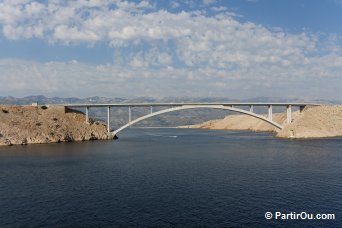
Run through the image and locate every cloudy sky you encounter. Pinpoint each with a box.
[0,0,342,100]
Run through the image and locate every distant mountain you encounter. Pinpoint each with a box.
[240,96,341,104]
[0,95,339,105]
[0,95,127,105]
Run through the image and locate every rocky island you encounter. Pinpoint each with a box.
[180,105,342,139]
[0,105,114,146]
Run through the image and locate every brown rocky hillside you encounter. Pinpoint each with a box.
[0,105,113,146]
[180,105,342,139]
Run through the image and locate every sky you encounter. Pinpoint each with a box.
[0,0,342,100]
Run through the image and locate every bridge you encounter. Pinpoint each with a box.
[64,102,320,137]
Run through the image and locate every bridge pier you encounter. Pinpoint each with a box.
[85,106,89,123]
[249,105,254,113]
[107,106,111,132]
[268,105,273,121]
[150,106,153,114]
[129,106,132,123]
[286,105,292,124]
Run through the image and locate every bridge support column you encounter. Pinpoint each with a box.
[150,106,153,114]
[268,105,273,121]
[107,106,111,132]
[249,105,254,113]
[300,105,305,112]
[129,106,131,123]
[287,105,292,124]
[85,106,89,123]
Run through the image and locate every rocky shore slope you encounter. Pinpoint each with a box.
[180,105,342,139]
[0,105,114,146]
[179,112,294,132]
[277,105,342,138]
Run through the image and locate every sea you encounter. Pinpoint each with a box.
[0,128,341,227]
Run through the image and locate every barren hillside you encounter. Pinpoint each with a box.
[179,112,296,132]
[180,105,342,139]
[0,105,113,146]
[277,105,342,138]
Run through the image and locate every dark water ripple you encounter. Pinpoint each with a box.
[0,129,341,227]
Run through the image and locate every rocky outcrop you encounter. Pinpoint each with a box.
[180,105,342,139]
[0,105,114,146]
[276,105,342,138]
[179,112,297,132]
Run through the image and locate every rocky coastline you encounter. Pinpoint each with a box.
[0,105,114,146]
[179,105,342,139]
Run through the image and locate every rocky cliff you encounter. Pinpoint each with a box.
[0,105,114,146]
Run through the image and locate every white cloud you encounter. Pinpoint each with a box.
[170,1,180,9]
[1,55,342,99]
[53,25,100,43]
[202,0,216,5]
[211,6,228,12]
[0,0,341,99]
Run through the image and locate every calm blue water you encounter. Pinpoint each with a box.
[0,129,341,227]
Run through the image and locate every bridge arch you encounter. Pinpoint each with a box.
[112,105,283,136]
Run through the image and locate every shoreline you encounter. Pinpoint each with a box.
[0,105,114,146]
[178,105,342,139]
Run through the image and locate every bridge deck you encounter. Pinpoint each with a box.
[64,102,321,107]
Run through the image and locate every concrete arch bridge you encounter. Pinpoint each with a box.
[65,103,320,137]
